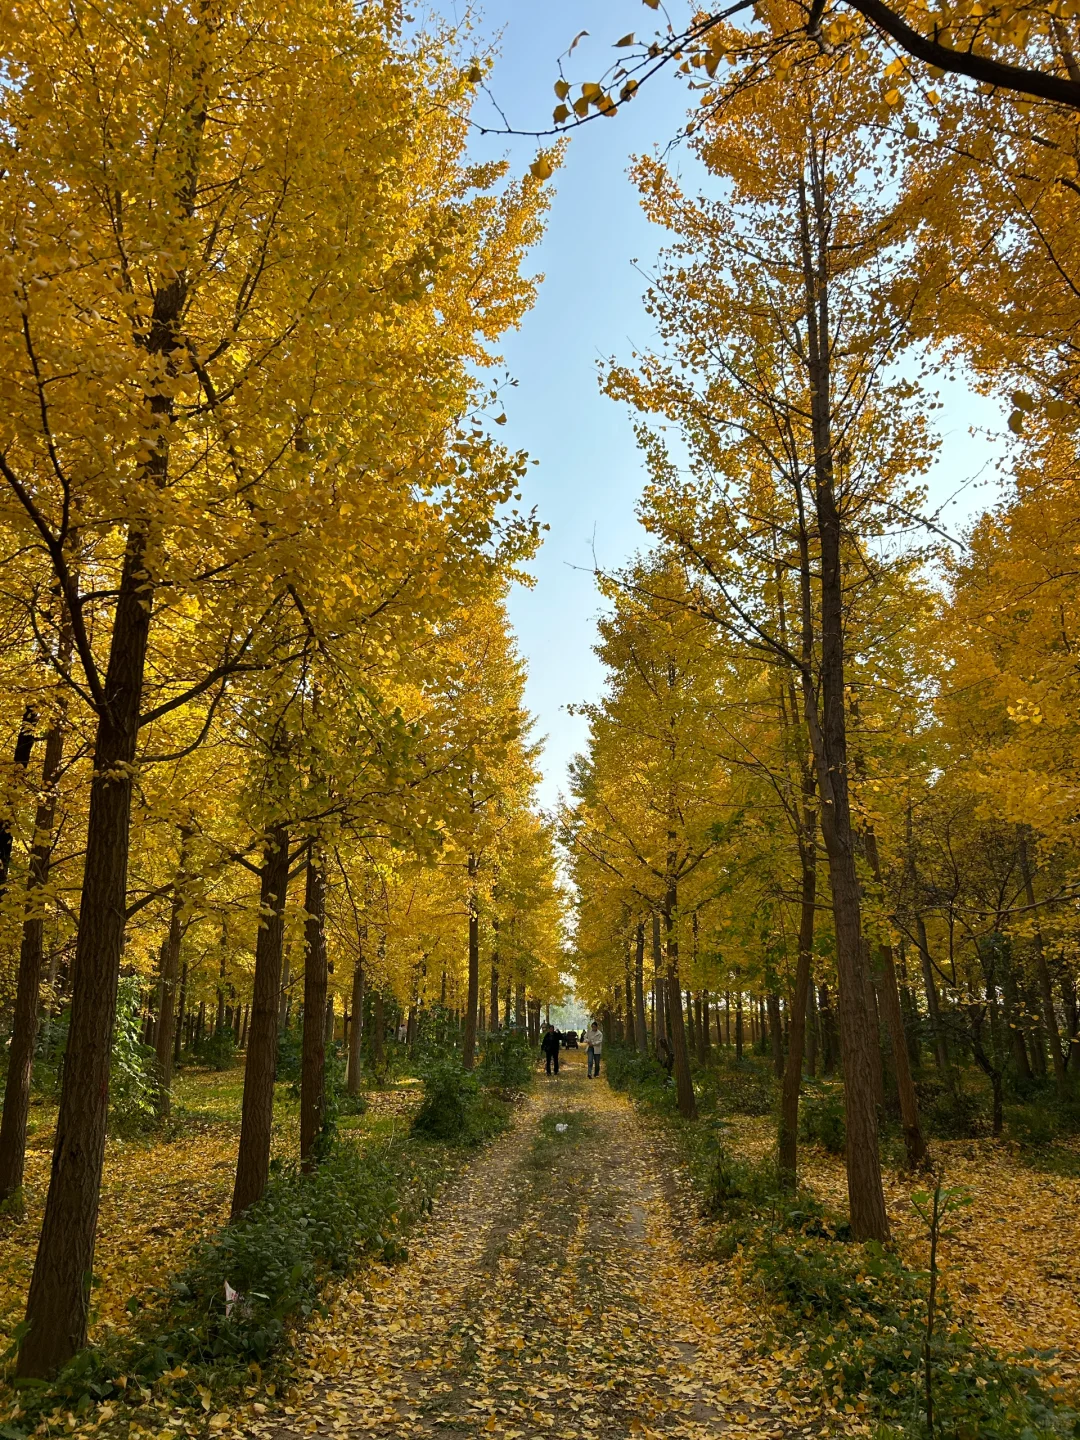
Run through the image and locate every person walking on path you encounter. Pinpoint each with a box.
[540,1023,561,1077]
[585,1020,603,1078]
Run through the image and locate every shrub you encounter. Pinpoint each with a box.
[187,1024,238,1074]
[150,1141,404,1365]
[477,1029,533,1092]
[917,1074,985,1139]
[604,1043,675,1108]
[714,1056,775,1117]
[274,1024,302,1083]
[413,1054,509,1147]
[799,1081,846,1154]
[109,978,159,1135]
[1005,1102,1056,1148]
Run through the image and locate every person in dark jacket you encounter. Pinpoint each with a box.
[540,1023,561,1076]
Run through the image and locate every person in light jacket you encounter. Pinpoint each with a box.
[585,1020,603,1078]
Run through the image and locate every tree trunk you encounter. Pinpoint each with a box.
[489,951,500,1034]
[915,915,952,1080]
[278,945,292,1030]
[863,830,927,1167]
[0,705,38,899]
[779,843,816,1189]
[18,525,155,1378]
[970,1004,1004,1136]
[300,846,328,1170]
[767,992,785,1078]
[372,991,385,1076]
[232,823,289,1215]
[796,164,887,1243]
[515,981,526,1032]
[651,913,666,1052]
[462,854,480,1070]
[1001,945,1033,1080]
[174,962,188,1063]
[665,889,696,1119]
[634,922,648,1053]
[347,939,365,1096]
[735,990,744,1061]
[1019,833,1068,1095]
[0,696,67,1202]
[153,827,191,1117]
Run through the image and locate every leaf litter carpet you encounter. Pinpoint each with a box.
[261,1054,821,1440]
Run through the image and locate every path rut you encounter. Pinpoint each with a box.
[265,1053,822,1440]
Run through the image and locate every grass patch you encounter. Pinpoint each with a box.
[530,1109,589,1171]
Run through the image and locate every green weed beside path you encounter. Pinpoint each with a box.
[607,1043,1080,1440]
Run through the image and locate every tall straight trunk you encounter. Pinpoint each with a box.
[489,953,500,1034]
[515,981,526,1032]
[0,692,68,1202]
[462,854,480,1070]
[372,991,385,1075]
[278,945,292,1030]
[503,980,512,1030]
[767,992,785,1078]
[701,989,712,1056]
[664,884,696,1119]
[795,164,887,1242]
[1001,947,1033,1079]
[19,525,155,1378]
[863,830,927,1166]
[154,826,191,1117]
[634,922,648,1053]
[232,823,289,1216]
[347,934,365,1096]
[299,847,328,1170]
[1019,833,1068,1095]
[805,974,819,1076]
[779,842,817,1189]
[1025,982,1047,1076]
[722,992,730,1047]
[0,705,38,899]
[915,916,952,1080]
[239,1004,249,1049]
[735,991,744,1060]
[651,914,666,1051]
[1060,967,1080,1070]
[685,988,696,1059]
[174,961,188,1063]
[215,951,226,1033]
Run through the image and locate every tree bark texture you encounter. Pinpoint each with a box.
[347,937,365,1096]
[462,854,480,1071]
[19,526,154,1378]
[796,162,888,1244]
[664,885,697,1119]
[300,848,328,1169]
[779,844,816,1189]
[231,823,289,1216]
[153,827,191,1117]
[0,698,67,1202]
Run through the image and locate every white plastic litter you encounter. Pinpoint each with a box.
[555,1123,568,1133]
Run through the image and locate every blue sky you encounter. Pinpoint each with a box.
[448,0,1007,811]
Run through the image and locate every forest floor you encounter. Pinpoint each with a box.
[0,1069,423,1354]
[3,1057,1078,1440]
[254,1050,824,1440]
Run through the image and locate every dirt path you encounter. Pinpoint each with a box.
[256,1053,824,1440]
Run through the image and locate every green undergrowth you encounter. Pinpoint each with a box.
[607,1043,1079,1440]
[2,1071,516,1440]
